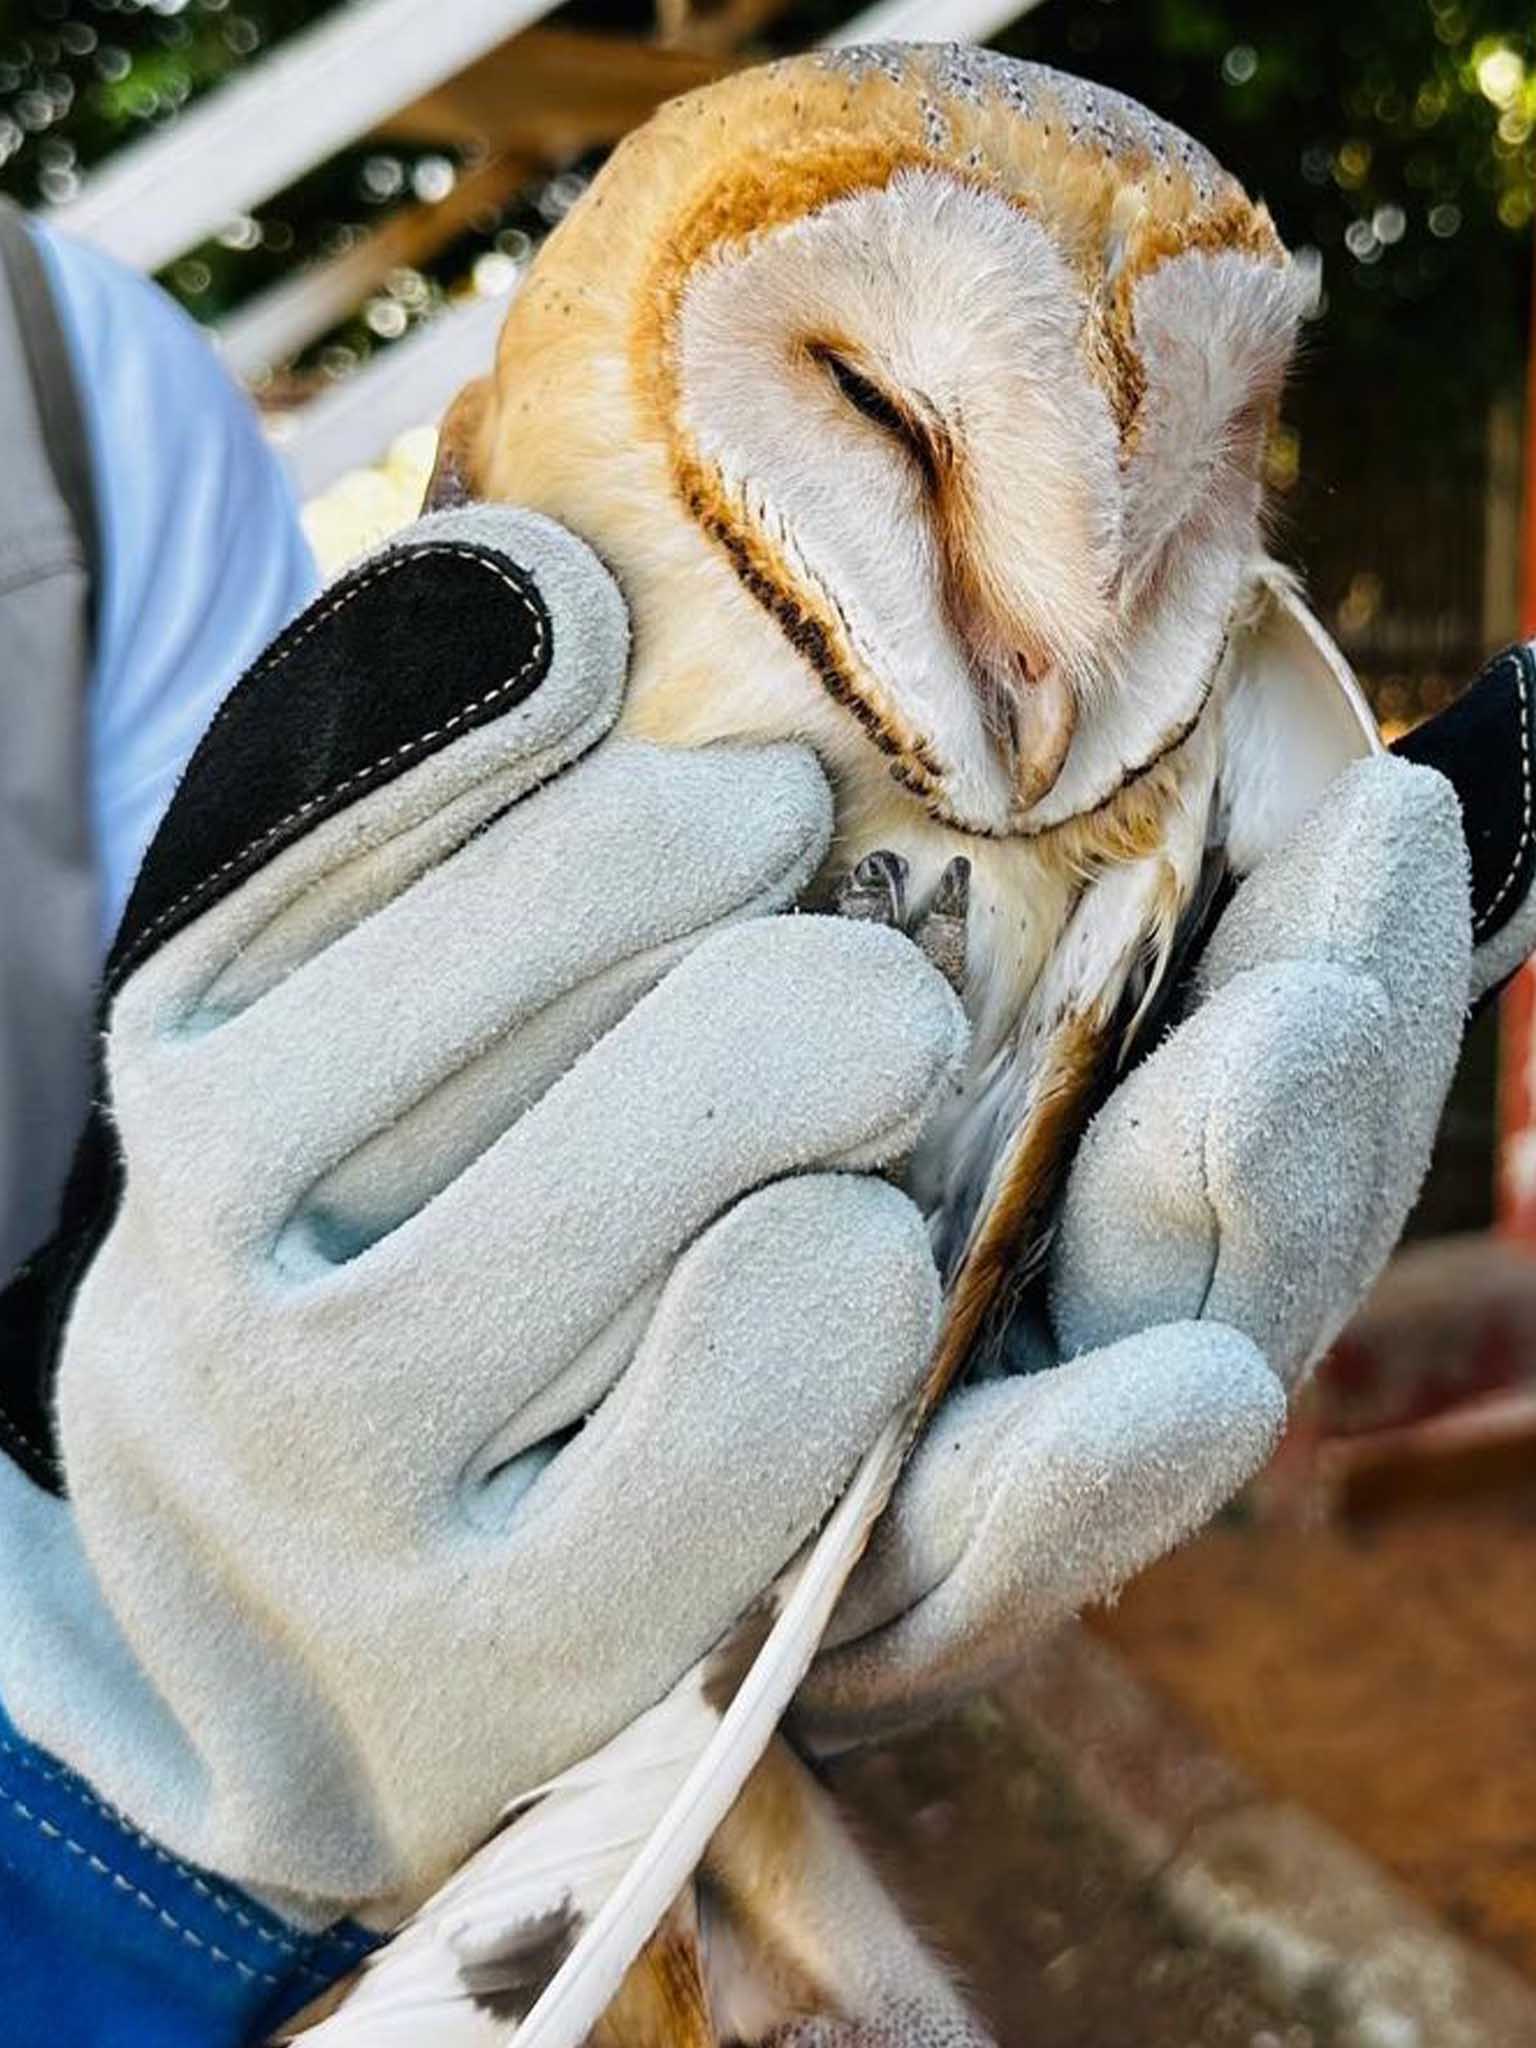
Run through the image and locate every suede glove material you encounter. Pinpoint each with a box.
[799,753,1474,1745]
[0,507,966,1923]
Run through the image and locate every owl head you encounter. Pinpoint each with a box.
[434,46,1372,856]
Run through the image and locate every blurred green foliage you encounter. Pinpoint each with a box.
[1,2,350,322]
[988,0,1534,419]
[0,0,607,363]
[0,1,325,194]
[1,0,1529,408]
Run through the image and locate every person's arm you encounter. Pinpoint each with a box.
[30,224,317,947]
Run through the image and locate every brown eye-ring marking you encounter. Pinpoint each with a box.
[807,340,1069,805]
[682,478,945,803]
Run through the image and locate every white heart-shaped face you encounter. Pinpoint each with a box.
[669,166,1306,838]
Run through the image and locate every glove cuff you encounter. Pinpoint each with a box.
[0,1682,379,2033]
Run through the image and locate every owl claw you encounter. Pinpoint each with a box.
[928,855,970,921]
[912,857,970,994]
[837,851,969,995]
[838,850,910,928]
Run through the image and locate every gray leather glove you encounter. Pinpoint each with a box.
[801,747,1480,1745]
[0,507,965,1922]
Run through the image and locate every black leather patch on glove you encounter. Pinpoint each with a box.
[1394,640,1536,950]
[109,539,553,994]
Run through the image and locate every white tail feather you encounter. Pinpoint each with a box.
[291,1687,725,2043]
[512,1408,912,2047]
[291,1412,911,2048]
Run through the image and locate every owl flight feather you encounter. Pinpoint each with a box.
[290,44,1376,2048]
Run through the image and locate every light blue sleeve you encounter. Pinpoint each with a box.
[30,225,319,947]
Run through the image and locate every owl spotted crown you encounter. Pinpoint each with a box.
[815,44,1228,201]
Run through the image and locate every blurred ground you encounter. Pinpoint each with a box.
[1097,1473,1536,1983]
[828,1706,1333,2048]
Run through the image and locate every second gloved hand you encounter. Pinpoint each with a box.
[800,746,1475,1743]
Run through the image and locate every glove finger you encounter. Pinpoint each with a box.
[1053,958,1397,1387]
[1192,754,1466,1321]
[280,1174,942,1853]
[477,1173,941,1651]
[1058,764,1470,1384]
[122,739,831,1216]
[797,1320,1282,1749]
[1197,752,1469,1050]
[279,916,966,1431]
[107,506,627,1027]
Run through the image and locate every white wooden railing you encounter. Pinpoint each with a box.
[40,0,1047,495]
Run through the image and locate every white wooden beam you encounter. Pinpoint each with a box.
[216,152,531,380]
[273,283,511,500]
[41,0,555,273]
[825,0,1046,47]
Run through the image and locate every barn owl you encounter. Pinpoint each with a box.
[302,43,1376,2048]
[432,41,1373,1325]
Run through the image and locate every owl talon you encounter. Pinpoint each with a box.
[912,857,971,994]
[838,850,909,928]
[928,855,970,922]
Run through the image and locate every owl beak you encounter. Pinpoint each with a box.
[1008,660,1077,810]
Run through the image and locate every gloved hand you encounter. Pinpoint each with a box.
[0,507,966,1958]
[799,642,1536,1746]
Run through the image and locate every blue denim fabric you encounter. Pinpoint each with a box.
[0,1696,379,2047]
